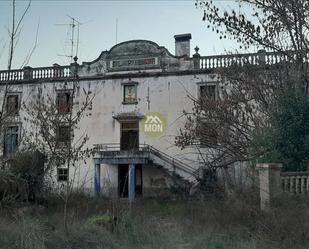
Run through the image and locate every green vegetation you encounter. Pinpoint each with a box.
[0,196,308,249]
[253,88,309,171]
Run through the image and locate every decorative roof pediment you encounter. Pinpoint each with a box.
[107,40,165,59]
[105,40,174,72]
[80,39,186,75]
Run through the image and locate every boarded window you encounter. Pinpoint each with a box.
[56,125,70,147]
[3,126,18,157]
[57,168,68,181]
[6,95,19,115]
[57,92,72,113]
[123,84,137,104]
[200,85,216,101]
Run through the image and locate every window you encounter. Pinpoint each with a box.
[199,84,216,101]
[56,125,70,147]
[57,91,72,113]
[57,168,68,181]
[6,94,19,115]
[120,121,139,150]
[123,84,137,104]
[3,126,18,157]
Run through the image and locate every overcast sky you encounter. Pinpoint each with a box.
[0,0,242,69]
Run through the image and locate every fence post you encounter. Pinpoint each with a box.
[256,163,282,211]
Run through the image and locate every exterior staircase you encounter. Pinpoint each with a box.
[93,143,200,188]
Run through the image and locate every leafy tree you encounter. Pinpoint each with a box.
[254,88,309,170]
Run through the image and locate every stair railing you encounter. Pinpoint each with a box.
[93,142,200,179]
[140,143,199,178]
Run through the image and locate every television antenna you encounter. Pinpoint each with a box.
[116,18,118,44]
[55,15,82,63]
[238,0,242,16]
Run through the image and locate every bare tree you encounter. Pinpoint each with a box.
[196,0,309,87]
[22,61,96,234]
[0,0,32,160]
[0,0,38,207]
[176,1,309,171]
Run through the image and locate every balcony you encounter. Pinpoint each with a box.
[93,143,199,183]
[93,143,150,165]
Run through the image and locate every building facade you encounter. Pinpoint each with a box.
[0,33,270,199]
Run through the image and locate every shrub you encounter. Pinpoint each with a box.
[253,88,309,171]
[10,151,46,202]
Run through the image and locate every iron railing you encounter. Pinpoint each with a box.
[93,143,199,178]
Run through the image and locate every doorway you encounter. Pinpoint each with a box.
[120,121,139,150]
[118,164,143,198]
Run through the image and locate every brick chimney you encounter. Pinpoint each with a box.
[174,33,192,57]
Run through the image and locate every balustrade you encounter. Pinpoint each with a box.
[198,50,301,69]
[281,172,309,195]
[0,66,70,83]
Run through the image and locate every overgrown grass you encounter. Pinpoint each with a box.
[0,194,308,249]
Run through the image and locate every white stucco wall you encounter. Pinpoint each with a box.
[0,38,221,197]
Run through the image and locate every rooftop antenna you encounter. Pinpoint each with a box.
[55,15,82,63]
[115,18,118,44]
[67,15,82,59]
[238,0,242,16]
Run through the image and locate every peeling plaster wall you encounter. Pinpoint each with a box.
[0,72,218,195]
[0,39,221,196]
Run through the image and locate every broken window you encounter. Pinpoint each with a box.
[199,84,216,101]
[56,125,70,147]
[3,126,18,157]
[57,168,68,181]
[57,92,72,113]
[120,121,139,150]
[6,95,19,115]
[123,84,137,104]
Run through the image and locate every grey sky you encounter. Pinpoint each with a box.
[0,0,241,70]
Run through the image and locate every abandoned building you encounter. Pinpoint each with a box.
[0,33,272,200]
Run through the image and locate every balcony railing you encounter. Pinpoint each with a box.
[196,50,306,69]
[0,65,71,83]
[1,50,306,83]
[281,171,309,195]
[93,143,199,179]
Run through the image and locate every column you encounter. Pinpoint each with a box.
[128,163,136,202]
[94,163,101,197]
[256,163,282,211]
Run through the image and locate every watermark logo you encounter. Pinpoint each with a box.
[142,112,166,137]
